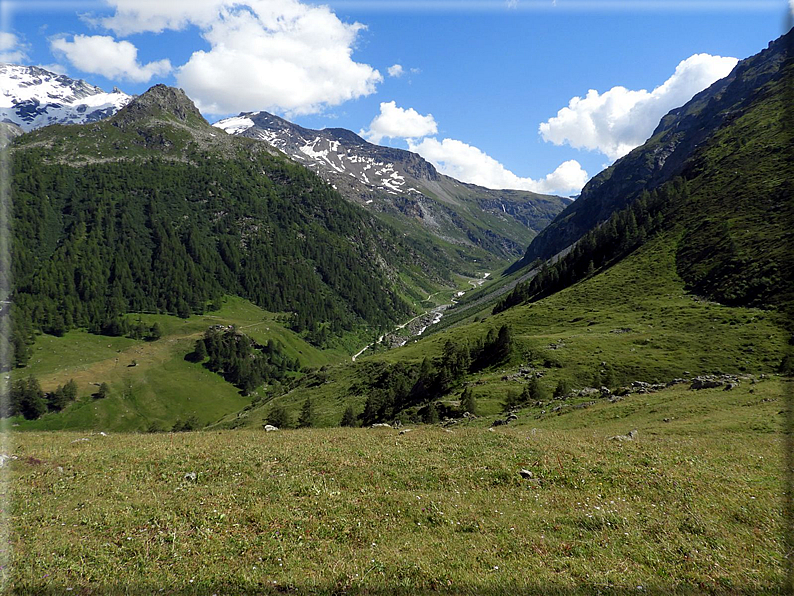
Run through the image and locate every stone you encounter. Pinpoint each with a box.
[264,425,279,432]
[184,472,197,482]
[371,423,392,429]
[519,468,533,479]
[609,430,638,442]
[399,428,413,435]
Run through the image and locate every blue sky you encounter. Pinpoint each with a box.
[1,0,789,195]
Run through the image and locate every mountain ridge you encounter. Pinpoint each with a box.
[518,29,793,268]
[214,110,569,262]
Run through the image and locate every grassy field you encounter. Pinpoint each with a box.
[6,376,789,594]
[9,297,347,433]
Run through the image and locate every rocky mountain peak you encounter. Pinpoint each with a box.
[113,84,205,126]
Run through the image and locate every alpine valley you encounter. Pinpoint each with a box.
[4,25,794,595]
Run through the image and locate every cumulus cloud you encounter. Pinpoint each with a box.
[94,0,383,115]
[408,137,588,195]
[539,53,738,160]
[387,64,404,77]
[50,35,171,83]
[0,32,30,63]
[361,101,437,144]
[98,0,228,35]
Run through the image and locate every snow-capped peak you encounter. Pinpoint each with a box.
[0,63,132,132]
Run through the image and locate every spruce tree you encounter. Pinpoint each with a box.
[340,405,356,427]
[461,387,477,415]
[423,402,439,424]
[268,405,290,429]
[297,397,316,428]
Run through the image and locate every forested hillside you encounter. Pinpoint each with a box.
[6,85,458,365]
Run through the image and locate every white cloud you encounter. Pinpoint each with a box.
[0,32,30,63]
[96,0,383,116]
[98,0,228,35]
[387,64,404,77]
[361,101,437,144]
[50,35,171,83]
[539,53,738,160]
[408,137,588,195]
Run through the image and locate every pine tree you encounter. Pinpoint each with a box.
[461,386,477,415]
[340,405,357,427]
[268,405,290,429]
[554,379,571,398]
[95,382,110,399]
[19,377,46,420]
[423,402,439,424]
[297,397,316,428]
[63,379,78,402]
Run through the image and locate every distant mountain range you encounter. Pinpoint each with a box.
[0,63,131,132]
[0,63,568,271]
[213,111,569,262]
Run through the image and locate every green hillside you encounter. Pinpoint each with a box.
[8,297,344,432]
[230,232,788,429]
[516,28,793,314]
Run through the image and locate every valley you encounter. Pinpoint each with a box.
[0,19,792,595]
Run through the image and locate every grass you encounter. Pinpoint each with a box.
[239,233,789,428]
[9,296,346,432]
[6,377,788,594]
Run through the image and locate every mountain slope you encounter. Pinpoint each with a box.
[0,64,131,131]
[7,84,458,357]
[214,111,569,264]
[507,28,792,313]
[520,30,792,270]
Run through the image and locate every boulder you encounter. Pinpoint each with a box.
[264,424,279,432]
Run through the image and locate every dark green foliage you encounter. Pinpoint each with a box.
[7,377,47,420]
[554,379,571,398]
[502,389,522,413]
[63,379,78,402]
[47,385,68,412]
[267,405,291,429]
[95,382,110,400]
[199,326,299,395]
[297,397,316,428]
[460,386,477,415]
[422,402,439,424]
[340,405,357,427]
[358,325,514,425]
[495,185,671,313]
[172,415,200,432]
[148,322,163,341]
[10,148,422,348]
[186,339,207,363]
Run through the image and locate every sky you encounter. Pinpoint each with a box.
[0,0,790,196]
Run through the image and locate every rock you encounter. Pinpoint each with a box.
[399,428,413,435]
[183,472,197,482]
[371,423,392,429]
[506,414,518,422]
[609,430,638,442]
[724,383,737,391]
[491,419,506,427]
[519,468,533,479]
[600,386,612,396]
[264,424,279,432]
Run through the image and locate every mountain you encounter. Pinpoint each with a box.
[214,111,569,263]
[500,28,792,312]
[0,64,131,132]
[6,84,461,358]
[519,30,792,271]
